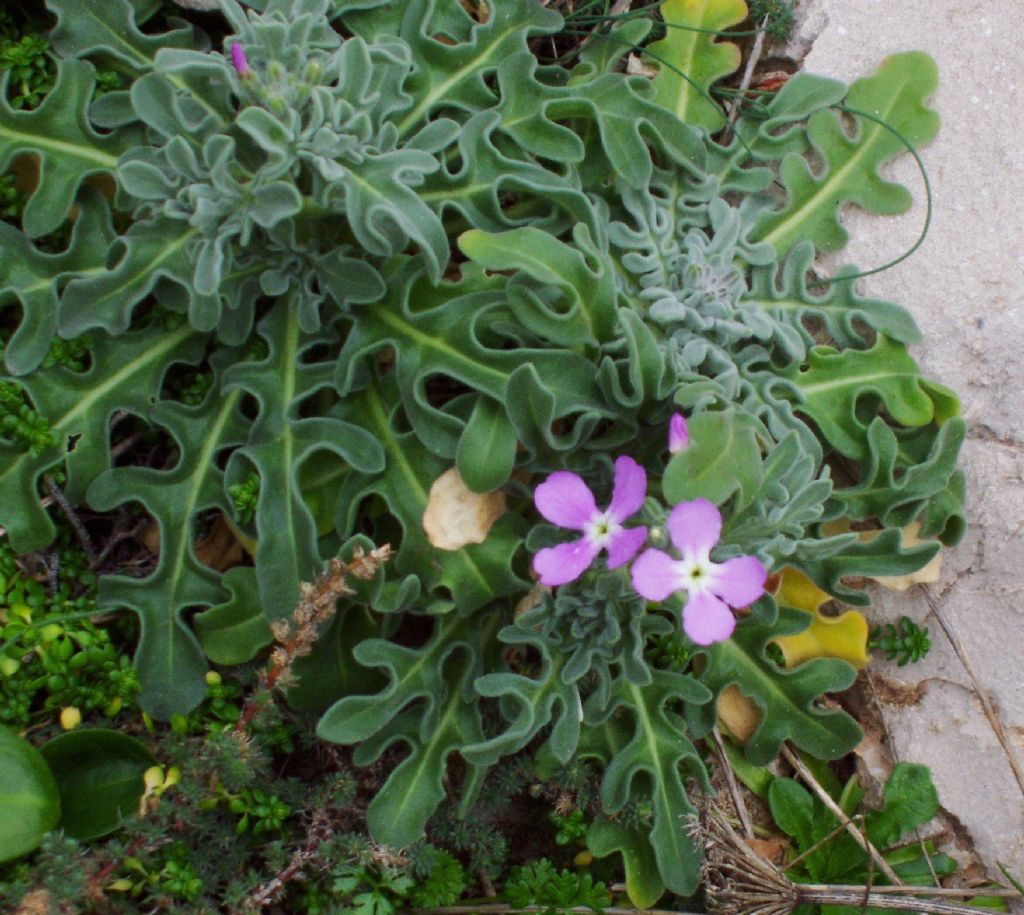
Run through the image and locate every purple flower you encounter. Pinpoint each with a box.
[631,498,766,645]
[668,412,689,453]
[532,456,648,587]
[230,43,251,77]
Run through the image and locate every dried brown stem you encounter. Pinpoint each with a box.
[235,544,391,733]
[722,15,769,142]
[44,473,96,564]
[411,907,697,915]
[241,809,332,911]
[796,885,1017,915]
[711,725,755,838]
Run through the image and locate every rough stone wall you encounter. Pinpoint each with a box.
[793,0,1024,888]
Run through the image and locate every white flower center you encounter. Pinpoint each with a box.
[677,554,718,594]
[584,510,622,548]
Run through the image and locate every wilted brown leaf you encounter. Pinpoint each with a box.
[717,684,761,742]
[422,466,507,551]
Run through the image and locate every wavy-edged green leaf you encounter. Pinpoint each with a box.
[495,50,707,189]
[420,111,595,236]
[753,52,940,256]
[712,72,847,192]
[0,59,130,238]
[785,336,955,460]
[647,0,748,132]
[339,150,449,284]
[51,0,226,129]
[87,360,251,719]
[192,567,272,666]
[0,322,206,553]
[223,305,384,620]
[579,670,712,897]
[719,431,838,569]
[59,217,206,337]
[0,188,115,375]
[587,817,665,910]
[333,374,527,612]
[468,574,669,766]
[830,417,965,530]
[596,308,678,413]
[40,728,155,840]
[694,600,863,764]
[917,468,966,546]
[459,223,619,347]
[385,0,563,137]
[317,611,495,847]
[465,631,582,767]
[745,242,922,351]
[797,527,939,605]
[576,17,653,77]
[0,726,59,863]
[335,261,611,471]
[49,0,199,74]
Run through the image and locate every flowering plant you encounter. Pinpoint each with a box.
[0,0,963,903]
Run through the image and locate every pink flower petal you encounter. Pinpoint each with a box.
[630,549,684,601]
[607,456,646,522]
[533,538,600,587]
[668,413,689,453]
[682,590,736,645]
[605,525,648,569]
[535,471,597,530]
[712,555,767,608]
[666,498,721,558]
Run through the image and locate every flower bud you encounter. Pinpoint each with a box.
[230,43,251,78]
[668,412,689,453]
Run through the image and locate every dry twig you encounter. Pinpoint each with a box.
[235,544,391,732]
[722,15,769,143]
[711,725,755,839]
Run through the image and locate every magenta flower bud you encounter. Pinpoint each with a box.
[668,412,689,454]
[230,43,251,77]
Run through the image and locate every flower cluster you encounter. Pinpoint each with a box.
[532,415,767,645]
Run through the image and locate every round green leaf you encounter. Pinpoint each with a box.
[40,729,155,840]
[0,725,60,862]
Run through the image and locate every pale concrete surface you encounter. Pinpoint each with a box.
[796,0,1024,888]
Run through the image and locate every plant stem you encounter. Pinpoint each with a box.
[796,884,1019,915]
[411,906,699,914]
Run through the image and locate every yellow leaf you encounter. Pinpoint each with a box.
[772,567,870,669]
[776,566,831,614]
